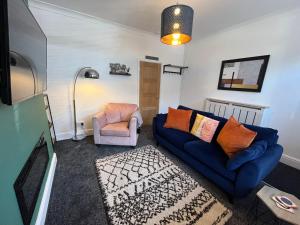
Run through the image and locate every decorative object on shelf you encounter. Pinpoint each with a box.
[218,55,270,92]
[161,4,194,46]
[163,64,188,75]
[109,63,131,76]
[73,67,99,141]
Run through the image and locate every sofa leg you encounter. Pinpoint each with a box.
[156,141,159,147]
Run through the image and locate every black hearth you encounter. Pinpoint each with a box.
[14,133,49,225]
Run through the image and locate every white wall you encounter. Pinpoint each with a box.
[29,1,185,140]
[180,9,300,169]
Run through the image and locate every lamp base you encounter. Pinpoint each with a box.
[72,134,87,141]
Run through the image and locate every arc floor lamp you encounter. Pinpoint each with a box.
[73,67,99,141]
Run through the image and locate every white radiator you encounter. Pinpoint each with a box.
[205,98,268,126]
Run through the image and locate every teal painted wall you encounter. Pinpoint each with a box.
[0,95,54,225]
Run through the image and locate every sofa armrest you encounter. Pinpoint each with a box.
[235,144,283,197]
[93,112,106,144]
[153,113,167,139]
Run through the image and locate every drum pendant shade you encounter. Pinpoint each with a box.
[161,5,194,46]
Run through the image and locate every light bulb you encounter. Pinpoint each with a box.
[172,39,180,45]
[173,23,180,29]
[172,33,180,39]
[174,7,181,15]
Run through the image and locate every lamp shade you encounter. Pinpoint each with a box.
[161,4,194,46]
[84,69,99,79]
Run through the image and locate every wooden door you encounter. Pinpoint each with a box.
[139,61,161,125]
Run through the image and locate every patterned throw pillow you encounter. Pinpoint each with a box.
[191,114,220,143]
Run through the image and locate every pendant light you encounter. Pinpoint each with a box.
[161,4,194,46]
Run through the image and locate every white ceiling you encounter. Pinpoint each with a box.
[37,0,300,39]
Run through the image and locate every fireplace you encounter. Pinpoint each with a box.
[14,133,49,225]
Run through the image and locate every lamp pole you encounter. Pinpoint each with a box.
[72,67,90,141]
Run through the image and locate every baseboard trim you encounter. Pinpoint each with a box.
[56,129,93,141]
[280,153,300,170]
[35,153,57,225]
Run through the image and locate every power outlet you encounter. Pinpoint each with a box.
[77,121,85,128]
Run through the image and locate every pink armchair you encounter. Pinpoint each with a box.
[93,103,142,146]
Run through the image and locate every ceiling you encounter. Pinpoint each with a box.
[37,0,300,39]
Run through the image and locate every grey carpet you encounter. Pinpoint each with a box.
[45,126,296,225]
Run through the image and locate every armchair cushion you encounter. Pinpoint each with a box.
[105,103,138,123]
[101,122,130,137]
[105,110,121,124]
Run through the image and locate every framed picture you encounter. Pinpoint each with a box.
[217,55,270,92]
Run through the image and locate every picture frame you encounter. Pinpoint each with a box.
[217,55,270,92]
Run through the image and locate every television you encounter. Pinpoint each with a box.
[0,0,47,105]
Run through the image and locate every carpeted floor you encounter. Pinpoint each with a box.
[45,126,299,225]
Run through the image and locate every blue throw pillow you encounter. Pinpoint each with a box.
[226,140,268,171]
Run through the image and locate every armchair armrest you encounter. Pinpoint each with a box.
[93,111,107,129]
[131,110,143,128]
[93,111,107,144]
[129,117,138,146]
[235,144,283,197]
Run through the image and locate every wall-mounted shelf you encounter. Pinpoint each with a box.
[109,72,131,76]
[163,64,188,75]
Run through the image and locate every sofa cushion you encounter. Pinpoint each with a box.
[177,105,214,130]
[244,124,278,147]
[212,115,279,147]
[156,114,197,149]
[191,114,220,143]
[226,140,268,171]
[164,107,192,132]
[184,140,237,181]
[217,116,257,158]
[101,122,130,137]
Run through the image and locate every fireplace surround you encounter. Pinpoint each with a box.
[14,133,49,225]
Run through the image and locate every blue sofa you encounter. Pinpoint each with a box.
[153,105,283,199]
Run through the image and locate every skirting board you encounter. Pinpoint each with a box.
[56,129,93,141]
[280,154,300,170]
[35,153,57,225]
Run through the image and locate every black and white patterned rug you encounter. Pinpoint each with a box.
[95,145,232,225]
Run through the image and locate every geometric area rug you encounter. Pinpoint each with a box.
[95,145,232,225]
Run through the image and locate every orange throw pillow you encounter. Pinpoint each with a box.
[217,116,257,158]
[164,107,192,132]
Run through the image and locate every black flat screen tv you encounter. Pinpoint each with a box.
[0,0,47,105]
